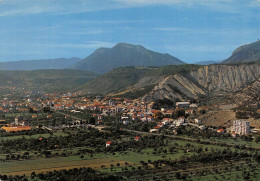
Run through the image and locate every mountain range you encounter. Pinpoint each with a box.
[0,40,260,72]
[0,57,81,71]
[193,60,221,65]
[0,40,260,100]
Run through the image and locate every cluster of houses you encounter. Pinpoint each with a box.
[0,92,256,137]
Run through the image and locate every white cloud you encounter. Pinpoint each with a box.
[153,27,180,31]
[69,19,148,25]
[0,0,251,17]
[113,0,249,13]
[113,0,234,6]
[113,0,176,5]
[66,30,107,35]
[0,6,47,16]
[37,41,115,49]
[0,0,126,17]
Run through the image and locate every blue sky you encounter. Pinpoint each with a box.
[0,0,259,63]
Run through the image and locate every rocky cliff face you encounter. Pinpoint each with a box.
[188,63,260,93]
[231,78,260,107]
[142,75,206,102]
[142,62,260,101]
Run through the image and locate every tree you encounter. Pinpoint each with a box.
[242,170,250,180]
[89,117,96,125]
[175,172,181,179]
[29,107,35,113]
[5,155,10,161]
[176,109,185,117]
[31,171,36,179]
[255,136,260,143]
[43,106,51,113]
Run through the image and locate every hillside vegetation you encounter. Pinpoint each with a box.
[0,69,98,94]
[0,57,81,70]
[78,64,201,95]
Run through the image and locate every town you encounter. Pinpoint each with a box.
[0,92,256,136]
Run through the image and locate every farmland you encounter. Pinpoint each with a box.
[1,125,260,181]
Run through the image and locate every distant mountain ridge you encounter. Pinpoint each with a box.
[0,57,81,70]
[71,43,185,73]
[193,60,221,65]
[223,40,260,64]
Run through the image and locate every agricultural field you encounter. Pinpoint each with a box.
[1,110,260,181]
[1,125,259,181]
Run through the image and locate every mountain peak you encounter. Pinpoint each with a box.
[72,43,185,73]
[114,43,145,49]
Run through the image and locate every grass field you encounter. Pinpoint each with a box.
[208,137,260,148]
[0,146,189,176]
[0,156,134,176]
[0,137,238,176]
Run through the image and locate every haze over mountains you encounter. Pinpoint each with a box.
[0,41,260,72]
[0,69,99,93]
[193,60,221,65]
[0,57,81,71]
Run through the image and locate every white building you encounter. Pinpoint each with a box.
[195,119,201,124]
[233,120,250,135]
[176,102,190,108]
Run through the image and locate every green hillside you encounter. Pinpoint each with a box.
[0,57,81,70]
[0,69,98,94]
[79,64,201,95]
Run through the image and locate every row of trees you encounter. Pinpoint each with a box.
[0,167,121,181]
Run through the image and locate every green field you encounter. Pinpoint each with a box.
[0,152,138,176]
[208,137,260,148]
[0,137,236,176]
